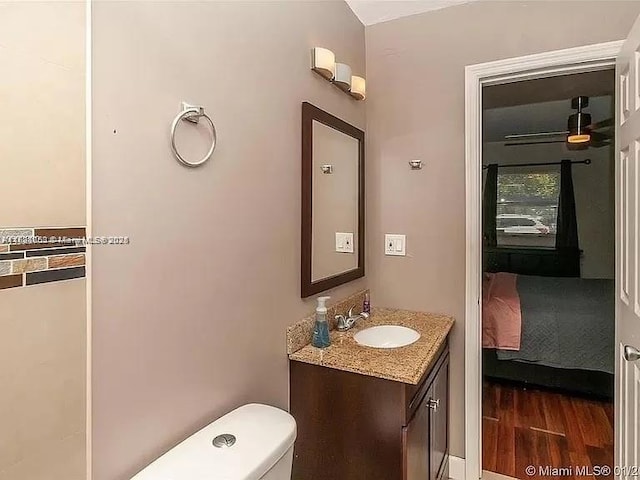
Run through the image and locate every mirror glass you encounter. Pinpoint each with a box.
[312,120,359,281]
[301,102,364,297]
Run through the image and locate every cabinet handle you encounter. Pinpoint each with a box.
[428,398,440,411]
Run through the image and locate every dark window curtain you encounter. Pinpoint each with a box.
[556,159,579,249]
[483,164,498,247]
[556,159,580,276]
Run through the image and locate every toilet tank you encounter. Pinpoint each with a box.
[131,404,297,480]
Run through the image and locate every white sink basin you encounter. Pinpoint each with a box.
[353,325,420,349]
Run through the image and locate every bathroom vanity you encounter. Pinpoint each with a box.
[288,307,453,480]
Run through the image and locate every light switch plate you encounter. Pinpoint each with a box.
[385,234,406,256]
[335,232,354,253]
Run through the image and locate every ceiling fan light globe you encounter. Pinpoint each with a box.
[568,110,591,144]
[567,133,591,144]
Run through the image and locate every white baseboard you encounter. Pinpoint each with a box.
[449,455,465,480]
[481,471,519,480]
[448,457,519,480]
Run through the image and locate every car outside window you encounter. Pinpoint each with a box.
[495,170,560,248]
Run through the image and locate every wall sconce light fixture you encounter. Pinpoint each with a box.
[333,63,352,91]
[350,76,366,100]
[408,159,423,170]
[311,47,366,101]
[311,47,336,80]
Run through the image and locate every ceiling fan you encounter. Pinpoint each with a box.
[503,96,613,149]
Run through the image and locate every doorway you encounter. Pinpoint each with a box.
[463,41,623,480]
[481,71,615,478]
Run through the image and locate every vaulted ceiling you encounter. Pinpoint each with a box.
[345,0,478,26]
[344,2,615,144]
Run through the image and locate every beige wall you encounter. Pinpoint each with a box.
[0,1,86,227]
[0,2,86,479]
[91,2,365,479]
[312,121,360,281]
[0,282,86,480]
[365,0,640,459]
[483,141,615,279]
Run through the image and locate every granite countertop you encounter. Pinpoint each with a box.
[288,307,454,385]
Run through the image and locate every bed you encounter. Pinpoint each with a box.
[482,271,615,398]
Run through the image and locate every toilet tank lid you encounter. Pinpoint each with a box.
[130,404,296,480]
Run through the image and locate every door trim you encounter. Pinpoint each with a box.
[464,40,623,480]
[85,0,93,478]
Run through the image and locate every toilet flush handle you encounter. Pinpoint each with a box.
[212,434,236,448]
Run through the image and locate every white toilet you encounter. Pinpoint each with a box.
[131,403,297,480]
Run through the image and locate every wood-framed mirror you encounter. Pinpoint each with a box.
[301,102,365,298]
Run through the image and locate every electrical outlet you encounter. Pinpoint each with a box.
[385,234,406,256]
[335,232,354,253]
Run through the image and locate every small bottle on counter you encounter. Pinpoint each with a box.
[312,296,332,348]
[363,292,371,315]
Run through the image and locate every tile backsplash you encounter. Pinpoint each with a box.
[0,227,86,289]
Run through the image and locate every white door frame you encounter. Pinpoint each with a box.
[464,40,623,480]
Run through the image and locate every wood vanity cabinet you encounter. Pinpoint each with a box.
[289,342,449,480]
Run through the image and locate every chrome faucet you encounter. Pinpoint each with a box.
[335,306,370,332]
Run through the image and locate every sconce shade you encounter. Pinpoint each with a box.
[350,76,366,100]
[311,47,335,80]
[333,63,352,91]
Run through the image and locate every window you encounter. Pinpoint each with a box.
[496,170,560,247]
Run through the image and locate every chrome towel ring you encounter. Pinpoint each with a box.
[170,102,217,168]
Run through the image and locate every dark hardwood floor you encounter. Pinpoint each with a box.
[483,380,614,479]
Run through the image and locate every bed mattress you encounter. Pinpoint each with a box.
[495,275,615,374]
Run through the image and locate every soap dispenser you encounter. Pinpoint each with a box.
[312,296,331,348]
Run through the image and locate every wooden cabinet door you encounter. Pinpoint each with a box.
[403,392,430,480]
[429,359,449,480]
